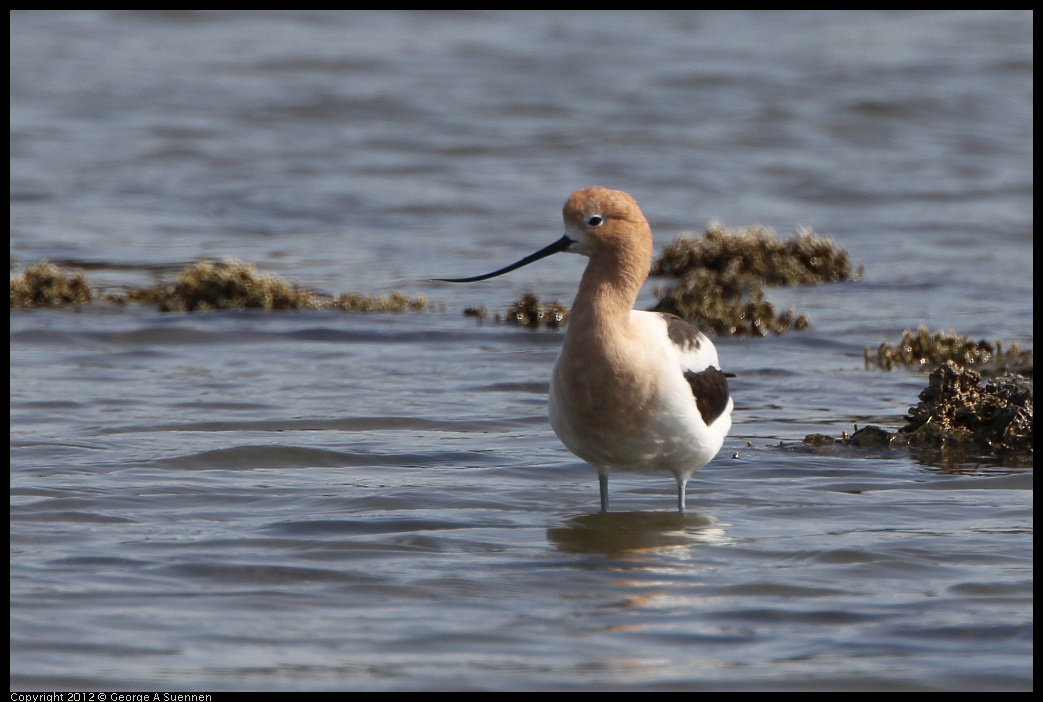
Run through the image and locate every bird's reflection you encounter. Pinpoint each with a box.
[546,510,720,556]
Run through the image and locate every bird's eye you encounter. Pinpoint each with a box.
[587,215,603,227]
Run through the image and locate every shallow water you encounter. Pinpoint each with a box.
[10,11,1033,691]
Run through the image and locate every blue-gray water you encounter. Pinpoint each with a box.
[10,11,1032,691]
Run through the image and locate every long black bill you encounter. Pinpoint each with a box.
[434,234,574,283]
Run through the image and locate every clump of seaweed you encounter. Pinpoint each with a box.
[132,259,321,312]
[10,261,93,308]
[802,424,903,450]
[801,360,1032,465]
[899,361,1032,458]
[654,271,811,336]
[11,258,432,315]
[651,222,859,337]
[463,305,490,324]
[652,222,861,285]
[866,326,1028,374]
[501,293,568,329]
[332,291,429,313]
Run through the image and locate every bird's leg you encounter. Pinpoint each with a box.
[677,478,687,513]
[599,473,609,512]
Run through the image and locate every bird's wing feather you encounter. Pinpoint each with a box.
[658,313,731,426]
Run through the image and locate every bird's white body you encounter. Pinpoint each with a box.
[440,186,732,511]
[549,309,731,483]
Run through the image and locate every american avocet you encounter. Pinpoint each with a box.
[438,186,733,512]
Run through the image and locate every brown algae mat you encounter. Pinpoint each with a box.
[803,360,1032,465]
[10,261,94,308]
[651,222,862,336]
[11,259,429,313]
[866,325,1031,375]
[462,293,569,330]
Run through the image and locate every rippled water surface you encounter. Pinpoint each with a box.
[10,11,1032,691]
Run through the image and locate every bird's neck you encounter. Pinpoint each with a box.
[568,251,646,338]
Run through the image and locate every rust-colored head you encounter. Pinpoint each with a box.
[561,186,653,268]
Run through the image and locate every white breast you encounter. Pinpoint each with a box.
[549,310,731,479]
